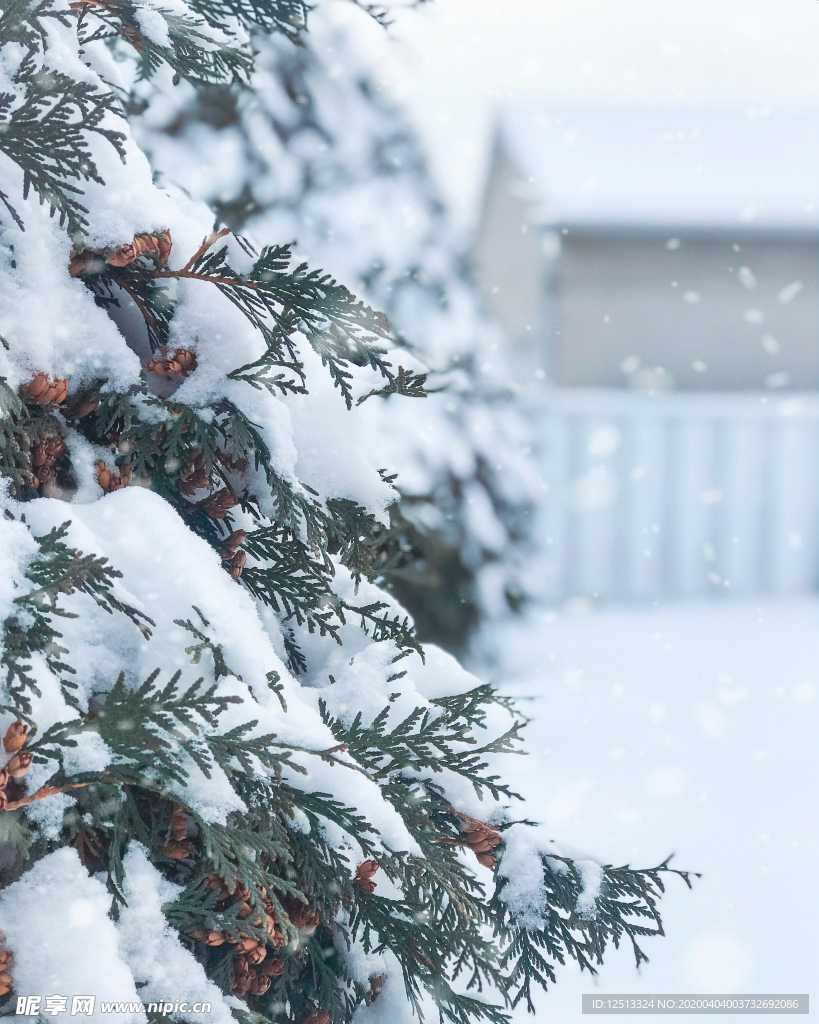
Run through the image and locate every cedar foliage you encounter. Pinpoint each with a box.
[0,2,694,1021]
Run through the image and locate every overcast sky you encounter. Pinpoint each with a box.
[371,0,819,226]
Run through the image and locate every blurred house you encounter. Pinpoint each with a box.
[476,105,819,601]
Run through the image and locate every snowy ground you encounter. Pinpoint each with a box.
[473,598,818,1021]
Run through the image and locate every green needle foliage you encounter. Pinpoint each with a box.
[0,0,127,232]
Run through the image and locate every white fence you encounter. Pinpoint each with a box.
[538,388,819,601]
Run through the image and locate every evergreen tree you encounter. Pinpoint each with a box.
[0,2,693,1022]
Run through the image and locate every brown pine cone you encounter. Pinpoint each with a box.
[25,373,68,405]
[205,875,238,904]
[178,453,209,496]
[0,769,8,790]
[232,955,252,997]
[3,721,28,753]
[6,750,32,779]
[466,835,498,854]
[174,348,197,372]
[68,250,105,277]
[147,347,197,377]
[285,902,320,936]
[460,817,502,852]
[302,1013,332,1024]
[170,806,189,841]
[67,396,99,419]
[246,945,267,966]
[226,550,246,580]
[96,461,113,491]
[190,929,227,946]
[436,812,503,867]
[25,373,49,402]
[248,973,271,996]
[0,950,12,968]
[475,852,499,869]
[159,840,191,860]
[31,436,64,476]
[67,223,167,274]
[155,231,172,266]
[266,914,285,948]
[96,461,131,493]
[120,23,144,52]
[260,957,284,977]
[222,529,248,554]
[354,860,379,893]
[199,488,238,520]
[147,353,182,376]
[0,793,8,812]
[107,232,169,268]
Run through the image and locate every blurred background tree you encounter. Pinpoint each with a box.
[130,0,542,654]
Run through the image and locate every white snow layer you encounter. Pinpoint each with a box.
[472,599,819,1022]
[0,848,143,1023]
[116,845,236,1024]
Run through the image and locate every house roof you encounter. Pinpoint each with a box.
[497,104,819,233]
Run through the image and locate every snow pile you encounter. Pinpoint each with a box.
[494,823,559,931]
[0,849,142,1021]
[116,845,236,1024]
[476,599,819,1019]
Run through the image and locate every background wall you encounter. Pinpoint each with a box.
[554,234,819,390]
